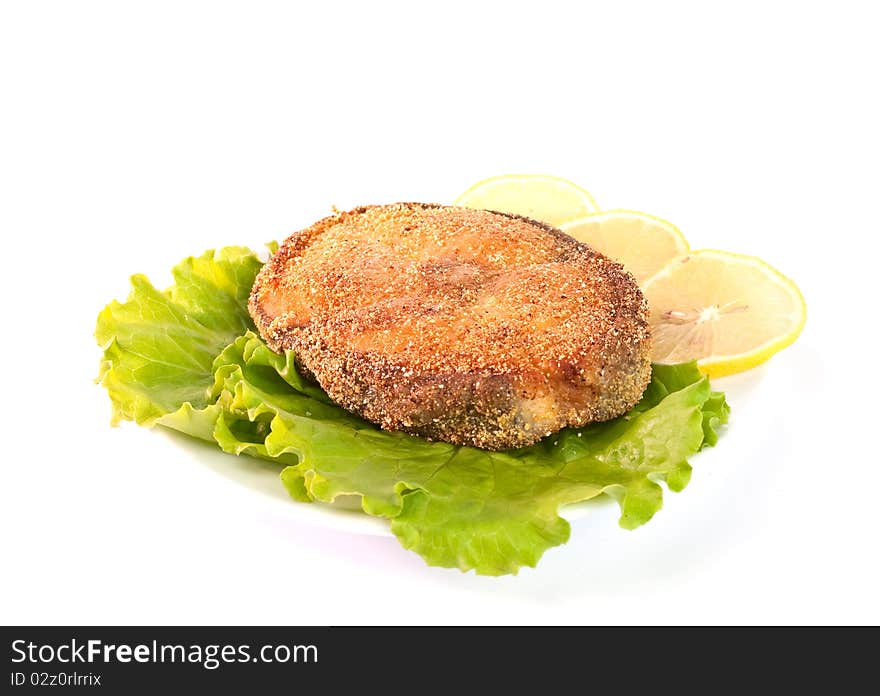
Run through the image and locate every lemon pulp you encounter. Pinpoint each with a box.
[455,174,598,227]
[643,250,806,377]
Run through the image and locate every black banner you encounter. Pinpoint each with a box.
[2,626,868,689]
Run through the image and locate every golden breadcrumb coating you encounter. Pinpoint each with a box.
[249,203,651,450]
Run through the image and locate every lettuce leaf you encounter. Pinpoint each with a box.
[96,246,729,575]
[95,247,263,428]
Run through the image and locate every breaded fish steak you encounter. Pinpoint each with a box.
[249,203,652,450]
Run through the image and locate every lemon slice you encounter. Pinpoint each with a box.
[454,174,598,227]
[560,210,689,284]
[642,250,806,377]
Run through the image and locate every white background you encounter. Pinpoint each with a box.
[1,1,878,625]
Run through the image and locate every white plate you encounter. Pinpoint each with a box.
[170,364,771,538]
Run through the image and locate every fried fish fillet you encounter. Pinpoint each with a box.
[249,203,651,450]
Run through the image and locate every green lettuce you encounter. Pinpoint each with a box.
[96,246,729,575]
